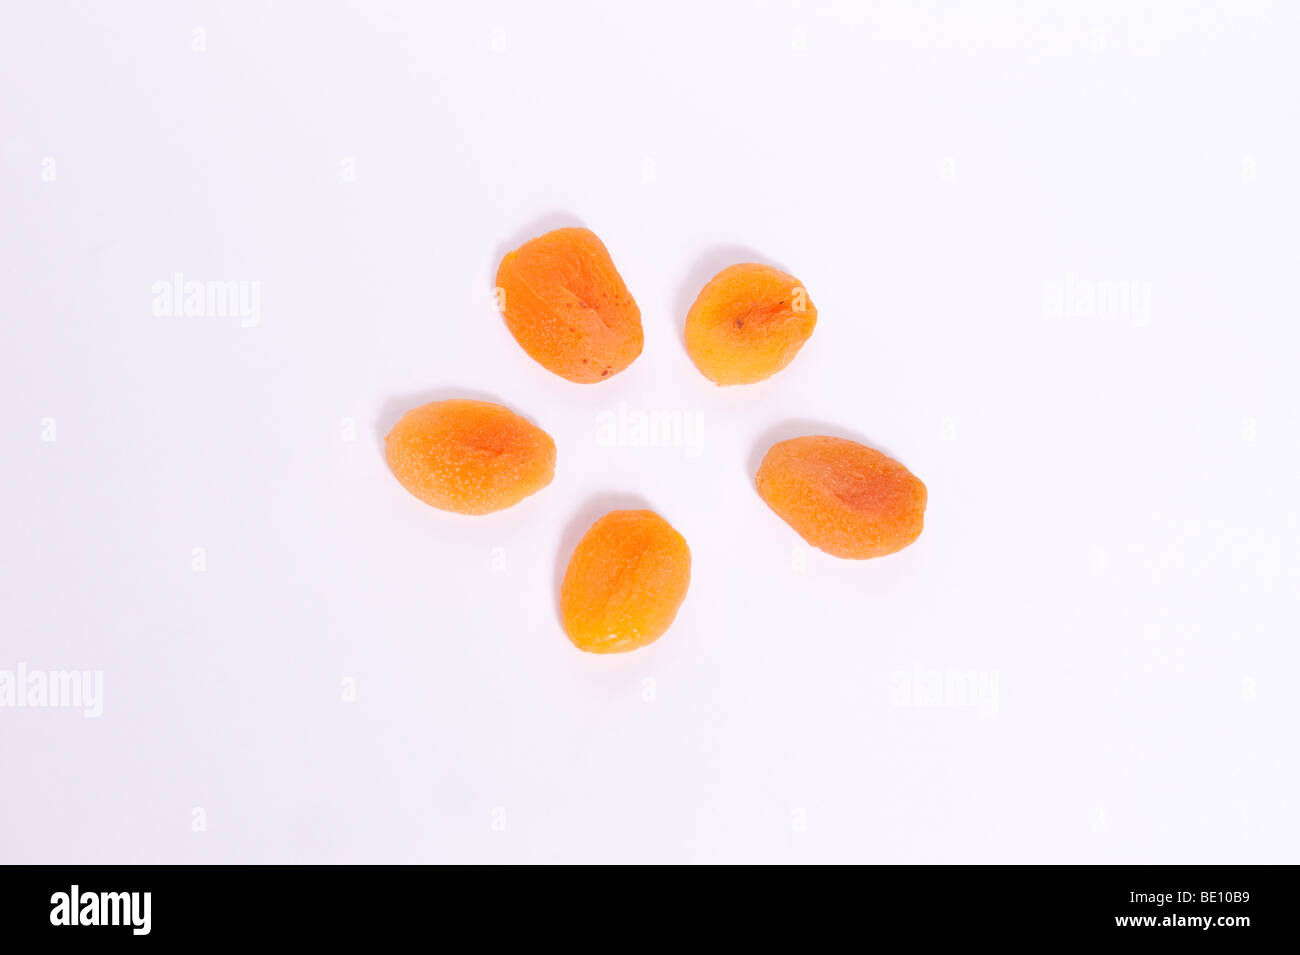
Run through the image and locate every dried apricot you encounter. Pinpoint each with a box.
[495,227,643,383]
[560,509,691,653]
[684,263,817,385]
[385,399,555,515]
[756,435,926,559]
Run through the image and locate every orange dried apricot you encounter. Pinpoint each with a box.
[684,263,817,385]
[755,435,926,559]
[560,509,691,653]
[385,399,555,515]
[495,227,643,383]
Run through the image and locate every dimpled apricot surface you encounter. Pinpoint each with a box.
[756,436,926,559]
[385,399,555,515]
[496,227,643,383]
[560,510,691,654]
[684,263,817,385]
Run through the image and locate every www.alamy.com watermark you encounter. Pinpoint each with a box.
[891,665,999,716]
[0,664,103,717]
[1044,274,1152,327]
[152,273,261,327]
[596,404,704,457]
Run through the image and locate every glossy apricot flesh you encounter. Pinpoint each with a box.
[560,509,691,654]
[684,263,817,385]
[495,227,643,383]
[385,399,555,515]
[756,436,926,559]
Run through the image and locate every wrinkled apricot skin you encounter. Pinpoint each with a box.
[385,399,555,515]
[496,228,643,383]
[756,436,926,559]
[560,510,691,654]
[684,263,817,385]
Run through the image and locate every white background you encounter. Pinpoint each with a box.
[3,1,1298,863]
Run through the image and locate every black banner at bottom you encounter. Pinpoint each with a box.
[0,865,1285,942]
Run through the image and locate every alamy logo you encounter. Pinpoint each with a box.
[595,404,704,457]
[152,273,261,327]
[1043,274,1152,326]
[50,885,151,935]
[0,664,102,717]
[890,665,1000,716]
